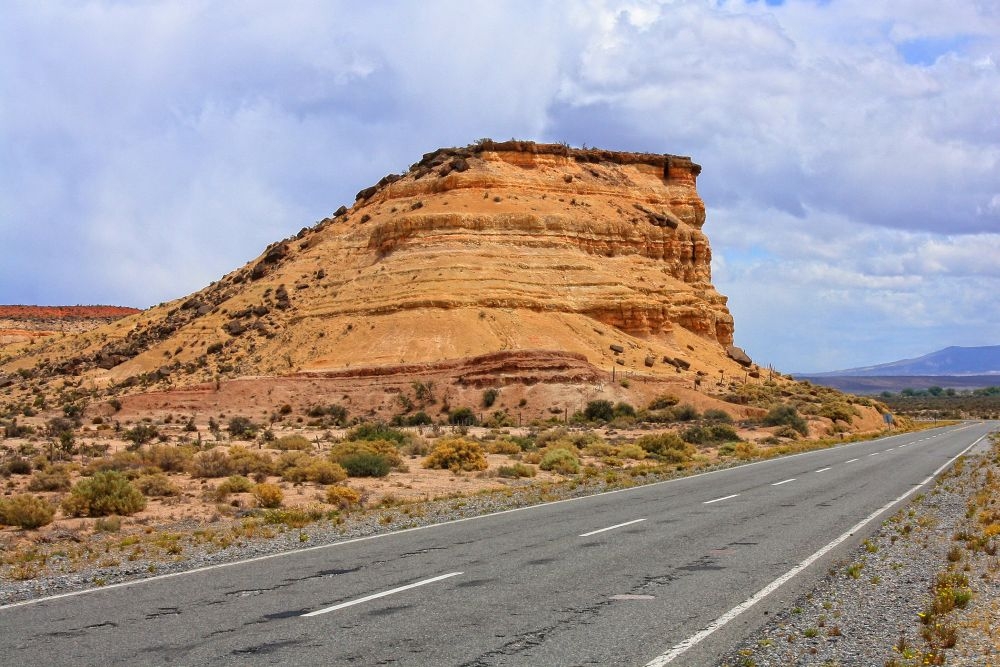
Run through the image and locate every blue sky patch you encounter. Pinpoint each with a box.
[897,35,971,66]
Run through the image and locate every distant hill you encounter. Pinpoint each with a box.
[805,346,1000,378]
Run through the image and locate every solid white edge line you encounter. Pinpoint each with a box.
[643,432,988,666]
[703,494,739,505]
[579,518,647,537]
[814,467,831,473]
[0,423,970,612]
[771,478,795,486]
[301,572,462,617]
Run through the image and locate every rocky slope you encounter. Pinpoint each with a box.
[1,141,845,423]
[0,305,139,348]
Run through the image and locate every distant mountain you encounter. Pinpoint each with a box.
[806,346,1000,377]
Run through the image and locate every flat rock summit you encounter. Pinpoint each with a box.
[2,141,790,421]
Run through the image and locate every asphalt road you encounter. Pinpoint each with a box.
[1,422,993,666]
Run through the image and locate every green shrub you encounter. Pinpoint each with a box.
[134,473,179,497]
[251,483,283,508]
[819,401,858,423]
[5,457,32,475]
[613,402,636,418]
[124,423,159,448]
[648,394,680,410]
[702,409,734,423]
[0,494,56,529]
[28,464,72,492]
[448,407,478,426]
[670,404,700,421]
[227,416,259,440]
[483,388,499,408]
[348,422,407,444]
[62,471,147,517]
[271,435,313,451]
[423,438,488,472]
[681,424,740,445]
[339,452,392,477]
[634,433,695,462]
[217,475,254,496]
[306,404,349,425]
[539,448,580,474]
[584,400,614,422]
[404,411,433,426]
[763,405,808,435]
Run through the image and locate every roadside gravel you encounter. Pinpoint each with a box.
[719,435,1000,667]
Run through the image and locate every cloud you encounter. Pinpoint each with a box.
[1,0,998,372]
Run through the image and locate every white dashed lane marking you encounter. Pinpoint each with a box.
[579,518,647,538]
[704,494,739,505]
[301,572,463,617]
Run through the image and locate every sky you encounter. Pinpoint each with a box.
[1,1,998,373]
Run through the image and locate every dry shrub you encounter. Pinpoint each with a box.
[329,440,404,469]
[634,433,695,463]
[583,442,616,457]
[283,458,348,484]
[539,448,580,474]
[190,449,235,478]
[271,435,313,451]
[134,473,179,497]
[616,444,647,460]
[325,485,362,509]
[734,442,759,460]
[139,444,194,472]
[0,494,56,529]
[486,439,522,456]
[62,471,147,517]
[648,394,680,410]
[27,464,73,491]
[251,483,283,508]
[497,463,536,478]
[423,438,488,472]
[83,451,142,475]
[228,446,274,476]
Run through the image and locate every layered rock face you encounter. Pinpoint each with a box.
[339,142,732,344]
[1,141,742,402]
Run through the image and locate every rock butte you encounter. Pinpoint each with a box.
[2,141,777,421]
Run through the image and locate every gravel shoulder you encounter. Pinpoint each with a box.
[719,431,1000,667]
